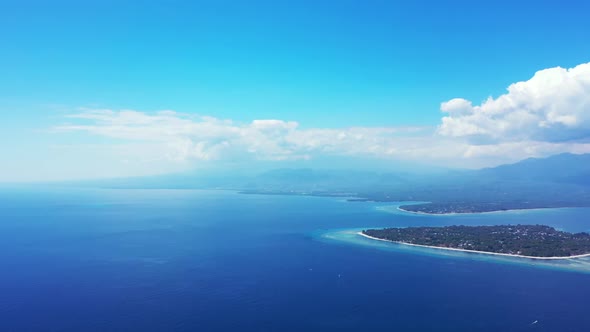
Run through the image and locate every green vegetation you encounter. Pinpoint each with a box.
[363,225,590,257]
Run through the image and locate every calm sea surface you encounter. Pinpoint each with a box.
[1,187,589,331]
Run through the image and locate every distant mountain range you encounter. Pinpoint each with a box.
[241,153,590,212]
[477,153,590,186]
[248,153,590,190]
[394,153,590,213]
[58,153,590,213]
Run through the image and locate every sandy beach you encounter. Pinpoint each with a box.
[357,231,590,260]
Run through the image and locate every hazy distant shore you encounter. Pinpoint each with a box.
[357,232,590,260]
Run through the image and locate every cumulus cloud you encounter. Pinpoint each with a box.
[55,109,435,165]
[438,62,590,143]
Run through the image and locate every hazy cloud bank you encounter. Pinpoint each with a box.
[56,109,438,164]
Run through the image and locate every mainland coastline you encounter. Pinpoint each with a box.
[240,189,581,215]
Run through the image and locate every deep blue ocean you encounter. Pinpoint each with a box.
[1,187,589,332]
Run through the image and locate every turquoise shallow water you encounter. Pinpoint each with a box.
[1,188,590,331]
[320,228,590,275]
[330,203,590,274]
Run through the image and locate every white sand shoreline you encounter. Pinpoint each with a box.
[357,232,590,260]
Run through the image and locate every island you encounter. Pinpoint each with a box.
[361,225,590,259]
[396,202,577,215]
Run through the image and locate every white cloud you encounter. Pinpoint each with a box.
[55,109,444,167]
[438,62,590,143]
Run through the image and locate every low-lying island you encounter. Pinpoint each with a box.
[361,225,590,260]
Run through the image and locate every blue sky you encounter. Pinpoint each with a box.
[2,0,590,181]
